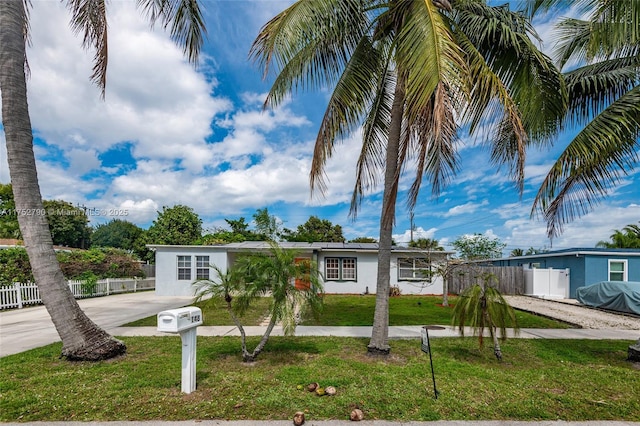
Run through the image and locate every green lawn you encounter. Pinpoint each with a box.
[124,295,571,329]
[302,295,570,328]
[1,337,638,421]
[125,297,272,326]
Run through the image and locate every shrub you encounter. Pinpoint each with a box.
[0,248,33,285]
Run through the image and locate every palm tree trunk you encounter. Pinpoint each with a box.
[245,317,277,362]
[226,298,250,360]
[368,73,405,356]
[0,2,125,361]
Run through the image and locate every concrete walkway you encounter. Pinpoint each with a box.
[0,291,192,357]
[1,292,638,358]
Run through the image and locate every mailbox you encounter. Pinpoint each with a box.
[157,307,203,333]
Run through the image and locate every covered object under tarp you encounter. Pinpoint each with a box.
[576,281,640,315]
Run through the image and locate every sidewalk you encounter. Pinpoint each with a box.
[2,291,639,358]
[111,324,640,341]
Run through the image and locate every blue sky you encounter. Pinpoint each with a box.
[0,1,638,255]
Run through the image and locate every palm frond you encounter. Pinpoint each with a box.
[532,85,640,237]
[66,0,108,97]
[395,0,466,120]
[407,81,459,209]
[310,34,389,197]
[564,55,640,125]
[249,0,369,107]
[349,55,395,218]
[136,0,206,65]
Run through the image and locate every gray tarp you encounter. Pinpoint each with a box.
[576,281,640,315]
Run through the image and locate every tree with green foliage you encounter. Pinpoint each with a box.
[528,0,640,238]
[510,248,524,257]
[452,233,506,261]
[146,205,202,246]
[281,216,345,243]
[409,238,443,250]
[0,247,33,285]
[42,200,91,249]
[194,242,323,362]
[252,0,565,356]
[0,0,206,361]
[596,222,640,249]
[57,247,144,280]
[0,246,143,285]
[451,273,519,361]
[91,219,144,252]
[349,237,377,243]
[253,207,282,241]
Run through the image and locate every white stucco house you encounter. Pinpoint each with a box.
[148,242,452,297]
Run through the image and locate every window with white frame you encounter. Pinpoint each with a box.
[177,255,191,280]
[608,259,627,281]
[196,255,210,280]
[398,257,432,281]
[324,257,357,281]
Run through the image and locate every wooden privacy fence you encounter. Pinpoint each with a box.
[0,277,156,310]
[447,265,524,295]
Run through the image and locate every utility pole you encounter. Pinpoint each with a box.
[410,211,415,243]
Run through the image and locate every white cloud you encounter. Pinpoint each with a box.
[444,199,489,217]
[26,1,230,172]
[393,226,439,246]
[66,149,100,175]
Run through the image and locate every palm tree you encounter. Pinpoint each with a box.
[251,0,565,355]
[194,243,323,362]
[409,238,444,250]
[451,274,519,361]
[0,1,206,360]
[510,248,525,257]
[528,0,640,238]
[596,221,640,248]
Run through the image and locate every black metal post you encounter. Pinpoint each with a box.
[422,325,445,399]
[426,327,438,399]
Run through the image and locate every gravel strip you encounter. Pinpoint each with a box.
[504,295,640,330]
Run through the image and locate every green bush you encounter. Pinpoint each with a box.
[0,247,144,285]
[0,247,33,285]
[57,248,145,280]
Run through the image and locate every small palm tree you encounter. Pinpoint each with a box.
[194,242,323,362]
[452,273,519,361]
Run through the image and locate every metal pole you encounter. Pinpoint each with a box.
[426,327,438,399]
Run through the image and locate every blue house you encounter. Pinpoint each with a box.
[490,248,640,298]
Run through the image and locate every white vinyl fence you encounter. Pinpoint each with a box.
[0,277,155,310]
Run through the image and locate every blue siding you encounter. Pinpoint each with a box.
[492,249,640,298]
[629,257,640,281]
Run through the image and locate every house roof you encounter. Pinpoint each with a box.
[502,247,640,261]
[147,241,454,255]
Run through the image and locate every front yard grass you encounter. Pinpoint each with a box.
[300,295,571,328]
[124,295,571,328]
[1,337,638,421]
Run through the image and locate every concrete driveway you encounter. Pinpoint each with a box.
[0,291,192,357]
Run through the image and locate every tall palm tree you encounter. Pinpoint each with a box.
[528,0,640,238]
[194,243,323,362]
[0,0,206,361]
[251,0,565,355]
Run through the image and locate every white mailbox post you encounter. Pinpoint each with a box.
[157,307,203,394]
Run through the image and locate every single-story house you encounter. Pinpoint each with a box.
[149,242,453,297]
[488,248,640,298]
